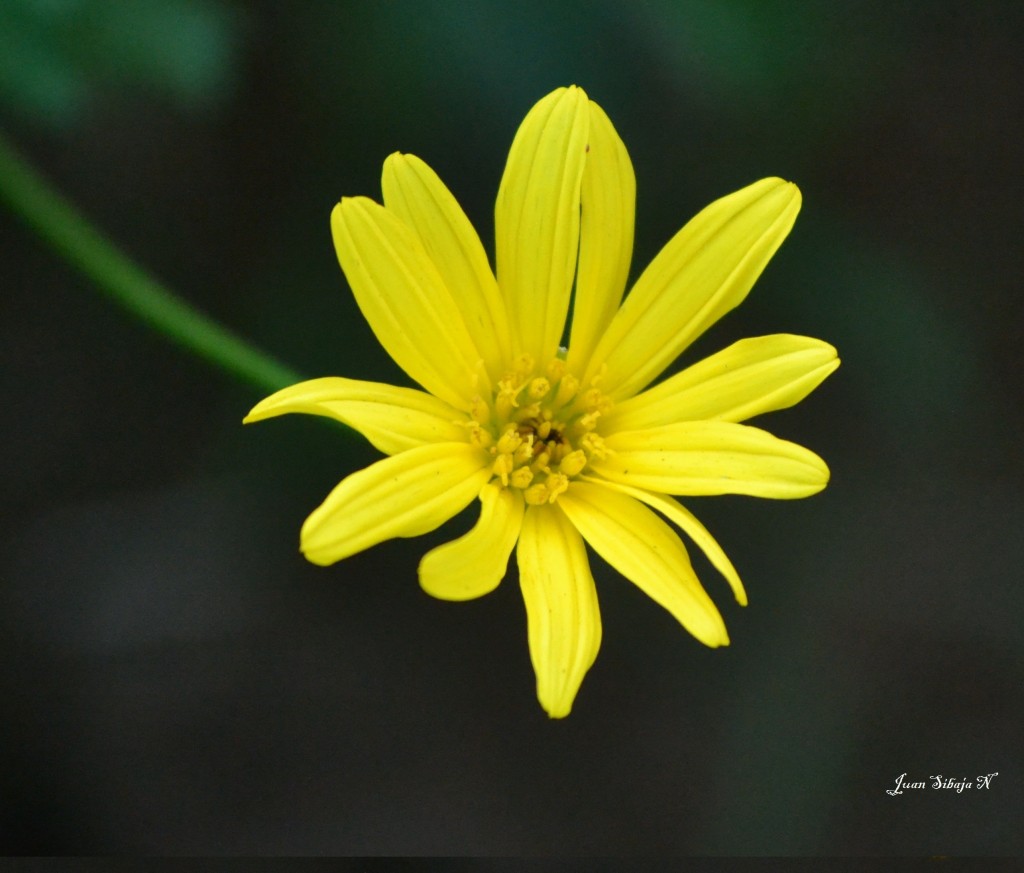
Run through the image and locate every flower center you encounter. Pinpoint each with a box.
[467,353,611,505]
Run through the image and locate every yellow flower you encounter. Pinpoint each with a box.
[245,86,839,718]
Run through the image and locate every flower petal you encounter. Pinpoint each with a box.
[603,334,839,432]
[331,196,487,410]
[558,482,728,648]
[592,421,830,498]
[301,442,490,565]
[586,178,802,400]
[418,483,525,601]
[243,377,467,455]
[381,153,512,380]
[581,475,746,605]
[495,86,590,364]
[566,98,635,372]
[516,502,602,718]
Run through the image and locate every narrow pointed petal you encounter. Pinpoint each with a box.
[301,442,490,565]
[559,482,728,648]
[566,99,635,372]
[331,197,488,410]
[586,178,802,400]
[582,476,746,605]
[244,377,467,455]
[495,86,590,363]
[517,503,602,718]
[592,421,830,498]
[382,153,511,379]
[419,483,525,601]
[603,335,839,432]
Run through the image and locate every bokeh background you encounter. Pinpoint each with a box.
[2,0,1022,856]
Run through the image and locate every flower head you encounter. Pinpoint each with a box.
[245,86,839,717]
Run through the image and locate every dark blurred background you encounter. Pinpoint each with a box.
[2,0,1022,856]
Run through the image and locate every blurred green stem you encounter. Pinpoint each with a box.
[0,131,302,393]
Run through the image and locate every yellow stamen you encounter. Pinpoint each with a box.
[496,428,522,455]
[524,483,549,505]
[527,377,550,400]
[558,450,588,477]
[579,432,608,459]
[470,397,491,425]
[546,358,567,382]
[552,373,579,408]
[510,467,534,488]
[544,473,569,502]
[481,354,610,504]
[467,423,493,448]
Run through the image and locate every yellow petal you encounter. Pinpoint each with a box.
[382,153,511,380]
[301,442,490,565]
[603,334,839,432]
[558,482,728,648]
[566,98,635,372]
[581,475,746,605]
[592,421,830,498]
[516,502,602,718]
[331,197,488,410]
[243,377,467,455]
[495,86,590,363]
[586,178,802,400]
[418,483,525,601]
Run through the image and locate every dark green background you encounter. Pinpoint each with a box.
[3,0,1021,855]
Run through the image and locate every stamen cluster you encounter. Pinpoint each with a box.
[467,354,611,505]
